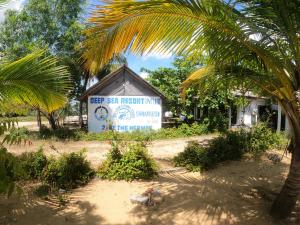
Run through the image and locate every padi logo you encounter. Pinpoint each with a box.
[113,105,135,120]
[94,106,109,121]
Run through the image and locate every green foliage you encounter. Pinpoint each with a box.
[202,114,228,133]
[17,148,48,180]
[248,123,286,157]
[98,142,158,181]
[33,184,51,197]
[0,147,20,196]
[2,127,30,145]
[173,142,211,171]
[39,125,79,140]
[174,123,286,171]
[78,123,209,142]
[42,150,94,189]
[145,56,200,116]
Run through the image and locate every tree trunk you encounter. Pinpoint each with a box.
[270,103,300,219]
[270,145,300,219]
[48,113,58,130]
[36,109,42,131]
[79,72,89,128]
[79,100,83,128]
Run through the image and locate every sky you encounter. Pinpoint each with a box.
[0,0,175,77]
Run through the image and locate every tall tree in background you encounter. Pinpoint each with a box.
[144,56,200,117]
[146,56,238,130]
[83,0,300,219]
[0,0,86,129]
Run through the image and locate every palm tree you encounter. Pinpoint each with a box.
[83,0,300,219]
[0,50,71,124]
[0,51,71,195]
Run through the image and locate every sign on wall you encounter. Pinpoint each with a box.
[88,96,162,132]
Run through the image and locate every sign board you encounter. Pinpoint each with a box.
[88,96,162,132]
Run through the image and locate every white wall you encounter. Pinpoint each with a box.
[236,99,266,127]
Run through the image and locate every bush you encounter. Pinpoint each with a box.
[39,125,79,140]
[3,127,30,145]
[39,125,52,139]
[0,147,19,195]
[173,142,212,171]
[17,148,48,179]
[173,123,286,171]
[98,142,158,181]
[248,123,285,157]
[42,150,94,189]
[202,113,228,133]
[76,122,209,142]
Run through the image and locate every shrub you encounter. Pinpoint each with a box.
[98,142,158,181]
[202,113,228,133]
[53,127,79,140]
[39,125,53,139]
[42,150,94,189]
[0,147,19,195]
[248,123,285,157]
[39,125,79,140]
[17,148,48,179]
[76,122,209,142]
[173,123,286,171]
[3,127,30,145]
[173,142,212,171]
[33,184,51,197]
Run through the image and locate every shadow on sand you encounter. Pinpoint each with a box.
[0,195,104,225]
[130,158,299,225]
[1,157,299,225]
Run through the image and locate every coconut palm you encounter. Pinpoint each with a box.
[0,50,71,195]
[83,0,300,219]
[0,51,71,113]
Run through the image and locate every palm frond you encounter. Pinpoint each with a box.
[83,0,296,94]
[0,50,72,113]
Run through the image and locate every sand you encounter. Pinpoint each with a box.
[1,136,298,225]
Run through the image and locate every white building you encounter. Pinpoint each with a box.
[194,91,290,132]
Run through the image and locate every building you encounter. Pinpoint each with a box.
[80,65,166,133]
[194,91,290,132]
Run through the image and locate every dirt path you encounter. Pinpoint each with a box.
[0,156,294,225]
[6,135,215,168]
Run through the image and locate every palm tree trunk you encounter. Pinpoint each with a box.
[48,113,58,130]
[270,105,300,219]
[270,144,300,219]
[79,72,89,128]
[36,109,42,131]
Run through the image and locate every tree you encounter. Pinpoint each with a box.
[83,0,300,219]
[0,0,86,129]
[144,56,199,117]
[146,56,239,131]
[0,50,71,195]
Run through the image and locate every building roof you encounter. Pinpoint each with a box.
[79,65,166,101]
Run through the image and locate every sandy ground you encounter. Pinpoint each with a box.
[6,135,215,168]
[1,136,298,225]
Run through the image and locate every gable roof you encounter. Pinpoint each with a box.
[79,65,166,101]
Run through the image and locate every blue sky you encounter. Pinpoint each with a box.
[0,0,175,77]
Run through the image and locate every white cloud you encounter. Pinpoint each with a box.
[139,71,149,79]
[141,43,173,60]
[141,51,173,60]
[0,0,24,22]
